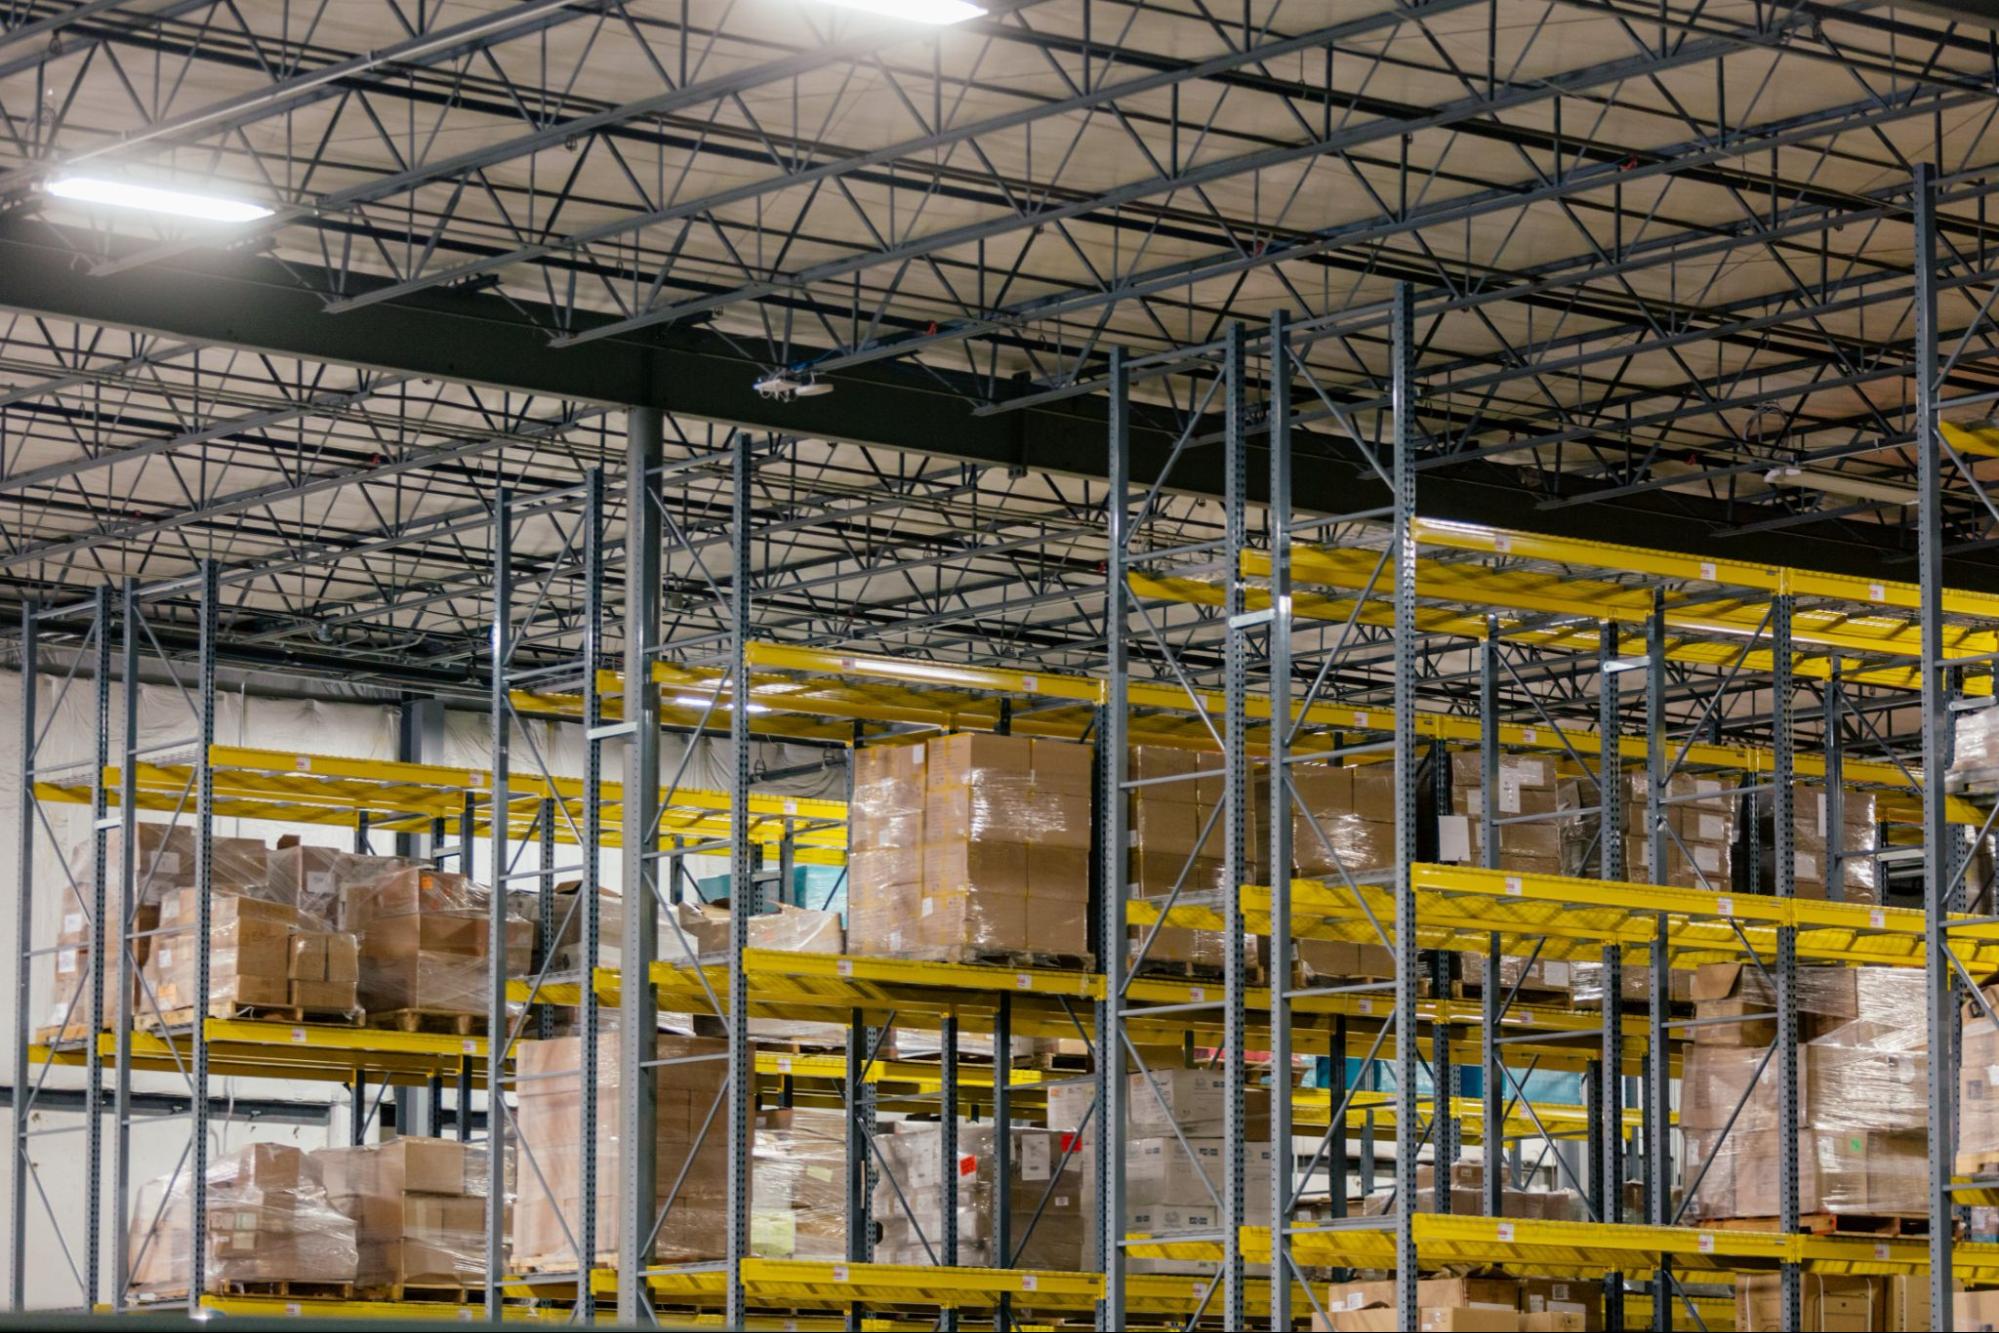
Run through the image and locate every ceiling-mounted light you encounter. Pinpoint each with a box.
[1600,657,1650,674]
[814,0,986,23]
[47,175,273,222]
[1763,465,1920,507]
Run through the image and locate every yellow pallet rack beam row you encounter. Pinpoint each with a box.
[1133,863,1999,973]
[508,952,1670,1078]
[598,638,1982,823]
[28,744,846,861]
[1130,1217,1999,1283]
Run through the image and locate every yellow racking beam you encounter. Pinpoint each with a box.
[1130,864,1999,973]
[31,1021,492,1086]
[1131,1217,1999,1284]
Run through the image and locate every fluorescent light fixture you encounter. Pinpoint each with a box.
[1600,656,1650,674]
[1763,465,1920,508]
[47,175,272,223]
[814,0,986,23]
[672,693,770,715]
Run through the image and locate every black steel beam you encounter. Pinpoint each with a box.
[1,217,1992,588]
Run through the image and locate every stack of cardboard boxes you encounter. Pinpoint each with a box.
[511,1031,738,1268]
[849,735,1092,963]
[350,868,531,1021]
[1738,1274,1930,1331]
[128,1143,359,1296]
[1052,1067,1273,1275]
[1957,981,1999,1175]
[873,1121,1088,1270]
[1127,744,1251,972]
[1622,773,1736,890]
[1311,1276,1598,1331]
[1784,783,1881,903]
[1441,753,1580,878]
[1359,1160,1583,1223]
[1955,706,1999,782]
[264,837,412,930]
[1680,964,1928,1221]
[752,1107,848,1261]
[315,1137,490,1294]
[144,890,303,1016]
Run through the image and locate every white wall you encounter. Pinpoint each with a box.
[0,663,842,1308]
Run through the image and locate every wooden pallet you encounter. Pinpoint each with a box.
[362,1282,479,1303]
[940,947,1096,972]
[1959,1148,1999,1177]
[365,1007,482,1035]
[32,1022,98,1046]
[139,1002,363,1032]
[1712,1212,1928,1237]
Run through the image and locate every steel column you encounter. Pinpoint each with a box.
[1267,309,1295,1332]
[187,562,218,1318]
[1915,158,1956,1330]
[725,429,755,1327]
[624,408,665,1324]
[1221,320,1250,1329]
[1599,620,1625,1333]
[1389,281,1421,1319]
[8,600,33,1311]
[1097,349,1130,1331]
[1644,591,1670,1331]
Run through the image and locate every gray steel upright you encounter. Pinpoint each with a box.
[1388,281,1421,1318]
[9,599,34,1311]
[623,406,665,1324]
[487,487,513,1321]
[725,430,756,1327]
[1480,620,1502,1223]
[1097,348,1130,1331]
[1824,659,1845,902]
[112,579,140,1310]
[187,561,219,1318]
[1644,591,1670,1331]
[81,587,111,1312]
[1266,309,1295,1333]
[1772,594,1801,1329]
[1914,158,1956,1329]
[1598,620,1624,1333]
[1220,320,1250,1329]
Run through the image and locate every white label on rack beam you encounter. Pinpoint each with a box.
[1020,1275,1038,1292]
[290,1027,307,1043]
[1189,986,1207,1001]
[462,1038,477,1055]
[1496,1222,1514,1243]
[1870,909,1887,929]
[783,799,798,815]
[838,959,855,976]
[457,1311,474,1323]
[1699,561,1717,582]
[1521,727,1538,743]
[1698,1233,1715,1254]
[1504,876,1524,896]
[285,1303,302,1316]
[1356,998,1373,1015]
[1494,535,1511,554]
[1717,897,1734,917]
[1870,582,1887,602]
[1016,972,1033,990]
[1353,711,1370,728]
[832,1265,849,1282]
[1875,1242,1892,1260]
[776,1057,792,1073]
[294,755,310,771]
[1023,675,1039,691]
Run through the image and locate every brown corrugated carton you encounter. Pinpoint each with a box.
[129,1142,358,1294]
[1736,1274,1875,1331]
[144,891,302,1013]
[510,1032,737,1267]
[317,1137,484,1200]
[288,931,360,1012]
[266,838,414,929]
[1959,1289,1999,1332]
[1517,1278,1601,1331]
[1882,1274,1930,1330]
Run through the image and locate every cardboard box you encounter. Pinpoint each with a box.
[1959,1288,1999,1332]
[1737,1275,1875,1332]
[1882,1274,1930,1331]
[317,1137,484,1200]
[1518,1278,1600,1332]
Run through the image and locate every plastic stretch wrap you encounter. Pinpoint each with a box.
[1444,753,1584,877]
[1620,772,1738,890]
[287,930,361,1015]
[753,1108,848,1260]
[1568,961,1692,1007]
[1681,1006,1929,1220]
[674,901,846,1045]
[312,1138,495,1292]
[1957,983,1999,1172]
[143,891,304,1015]
[265,838,413,929]
[352,869,532,1020]
[873,1122,1088,1270]
[1359,1161,1584,1223]
[1461,951,1573,997]
[128,1143,359,1294]
[1690,962,1922,1046]
[511,1031,737,1267]
[1956,707,1999,776]
[850,735,1092,963]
